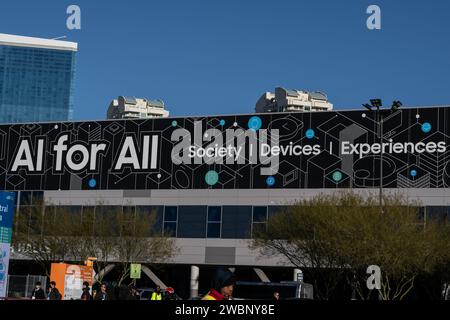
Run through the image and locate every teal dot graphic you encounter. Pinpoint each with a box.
[219,119,225,126]
[332,171,343,182]
[248,116,262,131]
[205,170,219,186]
[172,120,178,127]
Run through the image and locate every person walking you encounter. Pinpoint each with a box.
[81,281,93,300]
[94,283,109,300]
[150,286,163,300]
[128,286,140,300]
[164,287,180,300]
[48,281,62,300]
[30,281,46,300]
[202,268,236,300]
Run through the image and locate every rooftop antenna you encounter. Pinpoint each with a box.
[52,36,67,40]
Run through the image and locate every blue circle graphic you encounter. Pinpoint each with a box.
[305,129,315,139]
[205,171,219,186]
[266,176,275,186]
[410,170,417,177]
[171,120,178,127]
[219,119,226,126]
[88,178,97,188]
[421,122,432,133]
[248,116,262,131]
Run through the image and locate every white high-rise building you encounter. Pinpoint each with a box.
[107,96,169,119]
[255,87,333,113]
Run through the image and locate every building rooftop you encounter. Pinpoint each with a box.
[123,96,137,104]
[0,33,78,52]
[147,99,165,108]
[309,92,328,101]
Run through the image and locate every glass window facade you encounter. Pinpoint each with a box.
[177,206,207,238]
[425,206,450,224]
[0,45,76,123]
[253,206,268,222]
[163,206,178,237]
[252,206,268,238]
[222,206,252,239]
[136,206,163,235]
[15,202,450,240]
[207,206,222,238]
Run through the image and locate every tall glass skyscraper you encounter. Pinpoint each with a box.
[0,34,77,123]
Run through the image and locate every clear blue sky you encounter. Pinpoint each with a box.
[1,0,450,120]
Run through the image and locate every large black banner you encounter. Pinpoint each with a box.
[0,106,449,190]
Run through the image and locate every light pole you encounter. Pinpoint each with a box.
[362,99,402,214]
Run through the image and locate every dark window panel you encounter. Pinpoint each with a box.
[28,206,44,235]
[96,206,122,217]
[207,223,221,238]
[122,206,136,222]
[53,206,82,234]
[426,206,448,224]
[19,206,42,235]
[136,206,158,216]
[123,206,135,215]
[447,207,450,225]
[253,206,268,222]
[53,205,82,216]
[44,206,56,216]
[164,206,178,222]
[163,222,177,237]
[222,206,252,239]
[252,222,267,238]
[43,207,56,226]
[177,206,207,238]
[80,206,95,235]
[417,207,425,223]
[268,206,288,219]
[81,206,95,221]
[32,191,44,204]
[55,205,81,215]
[11,192,19,206]
[19,191,32,205]
[136,206,163,235]
[208,206,222,222]
[95,206,121,236]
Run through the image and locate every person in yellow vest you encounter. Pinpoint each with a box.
[202,268,236,300]
[150,286,163,300]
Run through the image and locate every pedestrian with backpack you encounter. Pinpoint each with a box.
[48,281,62,300]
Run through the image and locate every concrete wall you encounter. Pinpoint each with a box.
[44,188,450,206]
